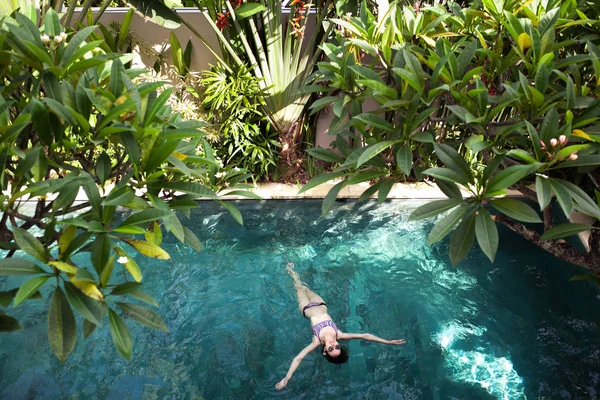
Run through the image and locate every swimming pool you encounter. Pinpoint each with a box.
[1,199,599,399]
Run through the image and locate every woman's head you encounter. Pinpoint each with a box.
[322,344,349,364]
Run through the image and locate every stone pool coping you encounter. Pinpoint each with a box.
[222,182,524,200]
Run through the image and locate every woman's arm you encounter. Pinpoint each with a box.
[275,340,320,390]
[338,331,406,345]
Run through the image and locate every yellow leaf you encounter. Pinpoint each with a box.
[172,152,187,161]
[49,261,77,274]
[572,129,592,140]
[70,279,104,301]
[114,95,127,106]
[476,30,488,49]
[518,33,532,53]
[122,238,170,260]
[58,225,77,257]
[114,246,142,282]
[144,221,162,246]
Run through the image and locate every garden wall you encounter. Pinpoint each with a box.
[74,8,338,149]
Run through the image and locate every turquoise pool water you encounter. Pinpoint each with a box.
[1,200,600,399]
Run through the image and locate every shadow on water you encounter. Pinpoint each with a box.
[1,199,600,399]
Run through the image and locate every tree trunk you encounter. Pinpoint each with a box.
[278,118,309,183]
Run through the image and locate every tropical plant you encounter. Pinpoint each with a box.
[189,0,334,179]
[303,0,600,274]
[201,62,280,177]
[0,9,257,361]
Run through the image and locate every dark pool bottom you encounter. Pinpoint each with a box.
[1,200,599,399]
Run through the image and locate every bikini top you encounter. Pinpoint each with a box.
[312,320,338,340]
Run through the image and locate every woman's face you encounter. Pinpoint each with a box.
[326,340,341,357]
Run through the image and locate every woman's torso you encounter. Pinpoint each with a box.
[305,305,336,341]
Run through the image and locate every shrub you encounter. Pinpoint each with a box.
[0,9,256,361]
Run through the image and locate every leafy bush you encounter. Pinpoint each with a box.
[201,62,280,178]
[304,1,600,272]
[0,9,256,361]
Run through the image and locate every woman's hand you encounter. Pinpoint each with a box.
[275,377,289,390]
[387,339,406,345]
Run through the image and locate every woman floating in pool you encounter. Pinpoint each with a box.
[275,263,406,390]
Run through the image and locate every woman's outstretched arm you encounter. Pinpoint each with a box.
[275,340,320,390]
[338,331,406,345]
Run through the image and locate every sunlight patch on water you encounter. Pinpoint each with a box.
[436,321,526,399]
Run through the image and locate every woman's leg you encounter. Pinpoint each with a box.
[286,263,326,307]
[287,263,310,313]
[304,287,326,304]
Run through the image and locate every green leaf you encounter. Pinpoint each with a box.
[62,26,97,67]
[110,282,143,296]
[100,254,115,288]
[0,258,44,276]
[108,309,133,361]
[436,180,462,199]
[298,172,347,194]
[119,9,134,50]
[377,179,395,204]
[30,98,52,145]
[433,143,473,185]
[117,302,169,332]
[353,113,395,132]
[217,200,243,225]
[183,226,203,251]
[395,143,412,176]
[540,223,592,240]
[549,179,574,216]
[102,186,136,207]
[96,151,111,186]
[74,268,96,283]
[507,149,537,164]
[357,140,398,168]
[83,319,97,339]
[408,198,463,221]
[12,227,47,262]
[64,282,102,327]
[14,276,49,307]
[486,164,537,194]
[449,211,476,267]
[44,9,62,37]
[307,148,344,164]
[475,208,498,263]
[423,167,470,185]
[322,181,346,216]
[147,182,217,199]
[118,209,172,227]
[560,181,600,219]
[346,171,386,185]
[556,155,600,168]
[490,198,542,223]
[128,0,181,29]
[535,175,552,210]
[0,314,22,332]
[91,234,111,276]
[169,32,184,75]
[235,3,266,19]
[428,206,470,245]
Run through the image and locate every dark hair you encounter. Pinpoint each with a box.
[322,344,349,364]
